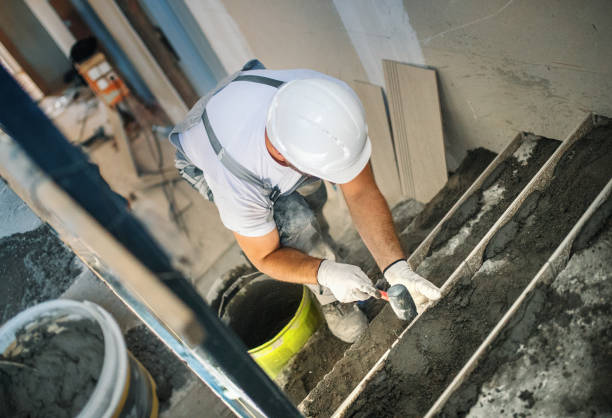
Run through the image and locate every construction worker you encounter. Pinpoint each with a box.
[169,60,441,343]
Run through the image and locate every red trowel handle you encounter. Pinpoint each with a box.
[376,290,389,301]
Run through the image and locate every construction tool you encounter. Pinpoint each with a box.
[375,284,417,321]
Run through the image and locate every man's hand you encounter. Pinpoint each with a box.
[317,260,377,303]
[384,260,441,310]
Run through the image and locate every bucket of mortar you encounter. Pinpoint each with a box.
[0,300,159,417]
[221,276,321,378]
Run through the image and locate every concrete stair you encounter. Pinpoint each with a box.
[296,114,612,417]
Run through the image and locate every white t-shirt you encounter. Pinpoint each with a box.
[179,69,340,237]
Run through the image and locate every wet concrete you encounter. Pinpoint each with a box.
[342,118,612,417]
[294,149,496,415]
[0,225,83,324]
[124,325,189,411]
[278,325,351,405]
[400,148,496,254]
[416,136,559,285]
[439,199,612,417]
[0,318,104,417]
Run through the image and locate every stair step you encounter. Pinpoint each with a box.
[333,114,612,417]
[280,150,496,406]
[410,132,559,287]
[299,133,556,416]
[430,179,612,417]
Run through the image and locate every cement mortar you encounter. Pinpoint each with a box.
[0,225,83,324]
[125,325,188,411]
[278,325,351,404]
[400,148,496,253]
[343,118,612,417]
[0,318,104,417]
[416,136,559,285]
[440,203,612,417]
[295,149,495,415]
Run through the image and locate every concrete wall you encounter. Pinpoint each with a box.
[188,0,612,168]
[187,0,368,83]
[404,0,612,166]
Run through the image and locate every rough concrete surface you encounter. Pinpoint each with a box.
[440,201,612,417]
[400,148,496,254]
[416,136,559,284]
[0,179,41,239]
[0,318,104,418]
[294,149,495,416]
[0,225,82,324]
[278,325,351,405]
[124,325,189,411]
[342,118,612,417]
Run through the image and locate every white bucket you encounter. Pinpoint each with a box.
[0,300,158,418]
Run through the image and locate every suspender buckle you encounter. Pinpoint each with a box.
[269,186,281,203]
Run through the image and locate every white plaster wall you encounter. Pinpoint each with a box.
[190,0,368,83]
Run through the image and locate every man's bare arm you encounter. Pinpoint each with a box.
[340,163,405,270]
[233,229,321,285]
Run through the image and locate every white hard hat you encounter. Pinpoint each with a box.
[266,78,371,184]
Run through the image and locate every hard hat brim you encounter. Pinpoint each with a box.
[320,136,372,184]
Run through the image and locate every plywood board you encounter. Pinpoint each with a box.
[352,80,402,206]
[383,60,447,203]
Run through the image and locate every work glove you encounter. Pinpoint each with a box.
[317,260,377,303]
[384,260,441,311]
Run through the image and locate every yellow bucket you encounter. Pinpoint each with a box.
[248,286,321,379]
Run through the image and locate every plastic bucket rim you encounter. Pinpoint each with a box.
[0,300,128,418]
[248,286,309,355]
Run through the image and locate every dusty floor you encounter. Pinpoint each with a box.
[342,117,612,417]
[439,200,612,417]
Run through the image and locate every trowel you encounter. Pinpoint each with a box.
[375,284,418,322]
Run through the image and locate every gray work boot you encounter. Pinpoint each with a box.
[320,301,368,343]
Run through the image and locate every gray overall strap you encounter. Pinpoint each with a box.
[202,109,267,188]
[202,75,309,203]
[233,75,284,88]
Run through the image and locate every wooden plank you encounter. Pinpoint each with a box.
[352,80,402,206]
[383,60,447,203]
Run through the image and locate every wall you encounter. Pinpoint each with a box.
[187,0,368,83]
[404,0,612,165]
[189,0,612,169]
[0,0,72,94]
